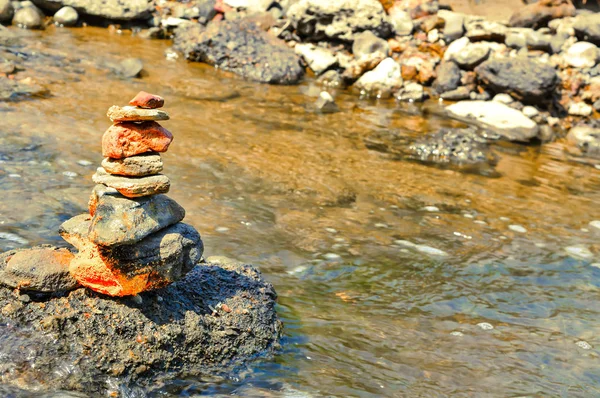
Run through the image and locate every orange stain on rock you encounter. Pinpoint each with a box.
[102,121,173,159]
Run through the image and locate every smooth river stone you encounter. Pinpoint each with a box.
[92,167,170,198]
[0,246,79,292]
[66,193,185,247]
[101,152,163,177]
[107,105,170,122]
[102,121,173,159]
[129,91,164,109]
[64,217,202,296]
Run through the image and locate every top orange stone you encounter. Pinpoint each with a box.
[129,91,164,109]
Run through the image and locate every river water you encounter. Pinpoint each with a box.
[1,26,600,397]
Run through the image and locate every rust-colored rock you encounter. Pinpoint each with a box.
[401,64,418,81]
[129,91,165,109]
[102,121,173,159]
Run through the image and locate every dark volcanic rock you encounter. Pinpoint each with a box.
[433,61,461,94]
[0,246,79,292]
[287,0,393,42]
[0,256,282,394]
[475,57,558,104]
[30,0,153,21]
[509,0,576,29]
[174,19,304,84]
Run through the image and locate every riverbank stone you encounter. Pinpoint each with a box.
[174,19,304,84]
[509,0,576,29]
[101,152,163,177]
[294,44,338,75]
[287,0,393,42]
[574,13,600,45]
[566,125,600,158]
[0,0,14,23]
[446,100,539,141]
[0,246,79,292]
[12,5,45,29]
[30,0,154,21]
[53,6,78,26]
[475,57,558,104]
[102,121,173,159]
[107,105,170,122]
[565,42,600,69]
[354,57,403,98]
[433,61,461,94]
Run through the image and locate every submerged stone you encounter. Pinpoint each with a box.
[102,121,173,159]
[0,246,79,292]
[92,167,170,197]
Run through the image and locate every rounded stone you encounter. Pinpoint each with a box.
[53,6,78,26]
[102,121,173,159]
[12,6,44,30]
[0,246,79,292]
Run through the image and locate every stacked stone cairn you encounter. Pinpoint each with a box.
[58,91,203,296]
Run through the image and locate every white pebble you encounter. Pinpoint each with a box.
[522,106,539,118]
[394,240,416,247]
[215,227,230,233]
[8,174,21,178]
[565,245,594,260]
[576,341,592,350]
[63,171,78,178]
[422,206,440,212]
[415,244,448,257]
[508,225,527,233]
[450,331,464,336]
[474,220,487,225]
[325,228,338,234]
[77,160,93,166]
[499,217,510,222]
[463,214,474,219]
[374,223,388,228]
[323,253,341,260]
[589,221,600,230]
[477,322,494,330]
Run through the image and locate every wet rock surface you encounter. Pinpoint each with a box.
[0,257,282,394]
[409,127,495,165]
[174,19,304,84]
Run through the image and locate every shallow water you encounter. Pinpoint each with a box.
[2,26,600,397]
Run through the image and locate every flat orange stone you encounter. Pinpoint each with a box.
[102,121,173,159]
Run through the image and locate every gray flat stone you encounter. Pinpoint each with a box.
[92,167,170,198]
[60,193,185,247]
[101,152,163,177]
[107,105,169,122]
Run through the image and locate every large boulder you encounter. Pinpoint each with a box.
[0,256,282,394]
[30,0,153,21]
[174,19,304,84]
[446,100,539,141]
[475,57,558,104]
[286,0,393,42]
[509,0,576,29]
